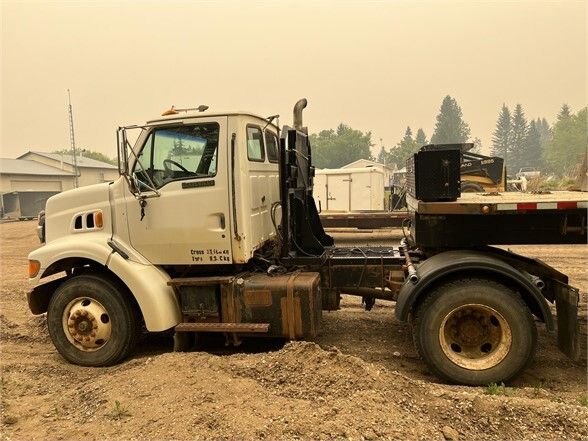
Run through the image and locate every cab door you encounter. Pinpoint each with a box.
[124,117,232,265]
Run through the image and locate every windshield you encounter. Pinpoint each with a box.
[131,123,220,190]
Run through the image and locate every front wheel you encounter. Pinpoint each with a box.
[47,274,140,366]
[413,278,537,385]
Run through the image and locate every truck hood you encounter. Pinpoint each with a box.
[45,183,113,243]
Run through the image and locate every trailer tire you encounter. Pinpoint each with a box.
[461,181,485,193]
[47,274,140,366]
[413,278,536,385]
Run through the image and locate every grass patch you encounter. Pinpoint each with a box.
[579,396,588,407]
[484,382,509,396]
[108,400,131,420]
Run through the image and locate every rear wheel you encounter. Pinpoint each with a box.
[461,181,485,193]
[413,278,536,385]
[47,274,140,366]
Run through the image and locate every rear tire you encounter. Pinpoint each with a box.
[413,278,537,385]
[461,181,485,193]
[47,274,140,366]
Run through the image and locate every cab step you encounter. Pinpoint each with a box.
[174,322,270,333]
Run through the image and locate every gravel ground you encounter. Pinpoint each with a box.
[1,221,587,440]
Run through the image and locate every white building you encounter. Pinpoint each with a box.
[18,151,119,187]
[0,151,119,219]
[0,158,76,218]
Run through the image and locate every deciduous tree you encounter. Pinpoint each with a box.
[543,106,587,174]
[52,149,116,165]
[310,124,373,168]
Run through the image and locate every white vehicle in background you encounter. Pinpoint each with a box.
[516,167,541,180]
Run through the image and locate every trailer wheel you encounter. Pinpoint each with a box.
[461,181,485,193]
[47,274,140,366]
[413,278,536,385]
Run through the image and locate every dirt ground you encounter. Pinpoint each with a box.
[1,221,587,440]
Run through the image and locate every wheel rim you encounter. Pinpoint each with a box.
[62,297,112,352]
[438,303,512,370]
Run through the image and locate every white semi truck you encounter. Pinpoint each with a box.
[27,100,586,385]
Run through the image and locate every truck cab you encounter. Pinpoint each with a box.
[28,109,289,360]
[117,110,281,266]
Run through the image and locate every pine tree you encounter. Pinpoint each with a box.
[536,118,551,148]
[415,128,428,146]
[509,104,528,172]
[491,105,511,162]
[388,126,420,169]
[523,120,542,169]
[403,126,413,142]
[558,104,571,121]
[430,95,471,144]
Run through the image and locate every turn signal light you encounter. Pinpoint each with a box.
[28,260,41,278]
[94,211,103,228]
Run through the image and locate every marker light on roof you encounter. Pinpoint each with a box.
[161,105,209,116]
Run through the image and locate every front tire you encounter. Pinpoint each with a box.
[47,274,140,366]
[413,278,537,385]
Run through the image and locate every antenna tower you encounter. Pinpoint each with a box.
[67,89,79,188]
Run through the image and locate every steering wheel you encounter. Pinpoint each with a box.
[163,159,191,174]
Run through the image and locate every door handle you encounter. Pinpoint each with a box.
[219,214,226,229]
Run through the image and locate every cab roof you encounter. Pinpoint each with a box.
[146,111,279,130]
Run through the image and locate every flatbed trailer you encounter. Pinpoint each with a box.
[408,191,587,247]
[277,119,584,384]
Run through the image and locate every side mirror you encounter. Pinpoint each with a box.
[117,128,129,175]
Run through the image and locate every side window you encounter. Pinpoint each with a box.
[247,125,265,162]
[265,131,278,163]
[133,122,220,189]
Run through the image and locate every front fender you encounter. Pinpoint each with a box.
[29,233,113,283]
[105,252,181,331]
[395,250,554,330]
[28,236,180,332]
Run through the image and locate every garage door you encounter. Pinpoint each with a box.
[11,180,62,191]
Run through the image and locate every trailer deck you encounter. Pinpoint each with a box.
[408,191,588,247]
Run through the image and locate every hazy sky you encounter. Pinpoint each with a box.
[1,0,586,159]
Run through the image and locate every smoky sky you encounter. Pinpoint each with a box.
[1,0,586,159]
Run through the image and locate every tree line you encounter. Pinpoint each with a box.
[311,96,587,176]
[490,103,586,174]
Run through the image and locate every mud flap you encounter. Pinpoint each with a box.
[554,281,580,361]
